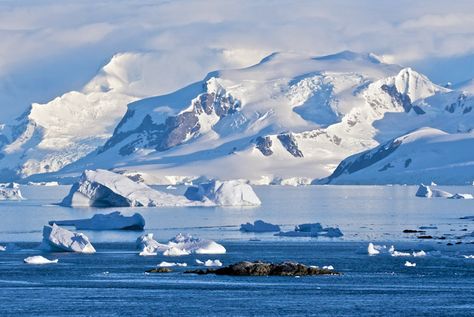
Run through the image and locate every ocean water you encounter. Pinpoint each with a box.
[1,185,474,316]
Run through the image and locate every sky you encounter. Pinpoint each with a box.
[1,0,474,122]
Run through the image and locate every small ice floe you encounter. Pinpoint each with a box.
[404,261,416,267]
[415,184,451,198]
[0,243,20,252]
[448,193,474,200]
[166,185,177,190]
[40,224,96,253]
[49,211,145,230]
[0,245,5,251]
[240,220,280,233]
[276,223,343,238]
[412,250,427,257]
[463,255,474,259]
[196,259,223,267]
[27,181,59,186]
[368,243,381,255]
[136,233,226,256]
[24,256,58,265]
[157,261,187,267]
[184,179,261,206]
[0,183,24,201]
[391,250,411,257]
[322,265,334,270]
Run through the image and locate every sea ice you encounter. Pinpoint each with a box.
[276,223,343,238]
[240,220,280,233]
[136,233,226,256]
[404,261,416,267]
[24,256,58,265]
[157,261,187,267]
[0,183,24,201]
[49,211,145,230]
[40,224,96,253]
[61,169,194,207]
[415,184,452,198]
[184,179,261,206]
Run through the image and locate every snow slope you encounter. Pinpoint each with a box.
[322,127,474,185]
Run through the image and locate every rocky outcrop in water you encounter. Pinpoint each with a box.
[184,261,339,276]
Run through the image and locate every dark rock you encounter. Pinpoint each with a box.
[277,133,303,157]
[255,136,273,156]
[417,235,433,239]
[381,84,413,113]
[455,241,462,245]
[184,261,339,276]
[146,267,172,273]
[447,243,453,246]
[403,229,426,233]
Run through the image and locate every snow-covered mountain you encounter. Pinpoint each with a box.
[2,50,473,184]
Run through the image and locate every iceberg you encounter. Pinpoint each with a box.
[415,184,452,198]
[24,256,58,265]
[28,181,59,186]
[404,261,416,267]
[49,211,145,230]
[276,223,343,238]
[240,220,280,233]
[196,259,223,267]
[0,183,24,201]
[184,180,261,206]
[157,261,187,267]
[368,243,381,255]
[412,250,427,257]
[61,169,195,207]
[40,224,96,253]
[136,233,226,256]
[448,193,474,199]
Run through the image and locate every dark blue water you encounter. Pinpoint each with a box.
[1,241,473,316]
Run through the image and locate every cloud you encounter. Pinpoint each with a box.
[1,0,474,121]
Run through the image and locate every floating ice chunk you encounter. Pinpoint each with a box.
[448,193,474,199]
[368,243,381,255]
[0,183,24,201]
[322,265,334,270]
[163,246,190,256]
[136,233,226,256]
[24,256,58,265]
[185,180,261,206]
[40,224,96,253]
[390,249,411,257]
[195,259,204,265]
[412,250,427,257]
[463,255,474,259]
[0,243,20,252]
[157,261,187,267]
[0,245,5,251]
[28,181,59,186]
[404,261,416,267]
[430,181,437,186]
[61,169,195,207]
[49,211,145,230]
[166,185,177,190]
[139,248,157,256]
[276,223,343,238]
[205,259,222,267]
[240,220,280,233]
[415,184,452,198]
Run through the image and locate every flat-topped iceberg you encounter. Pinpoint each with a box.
[136,233,226,256]
[40,224,96,253]
[240,220,280,233]
[49,211,145,230]
[61,169,196,207]
[24,256,58,264]
[185,180,261,206]
[415,184,452,198]
[0,183,24,200]
[276,223,343,238]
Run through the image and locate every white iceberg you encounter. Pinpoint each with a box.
[157,261,187,267]
[391,250,411,257]
[40,224,96,253]
[448,193,474,199]
[196,259,223,267]
[184,180,261,206]
[136,233,226,256]
[24,255,58,265]
[0,245,5,251]
[240,220,280,233]
[276,223,343,238]
[368,243,381,255]
[0,183,24,200]
[61,169,195,207]
[404,261,416,267]
[322,265,334,270]
[415,184,452,198]
[49,211,145,230]
[463,255,474,259]
[412,250,427,257]
[28,181,59,186]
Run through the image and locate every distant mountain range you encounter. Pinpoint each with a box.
[1,50,473,185]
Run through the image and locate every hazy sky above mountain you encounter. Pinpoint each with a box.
[1,0,473,121]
